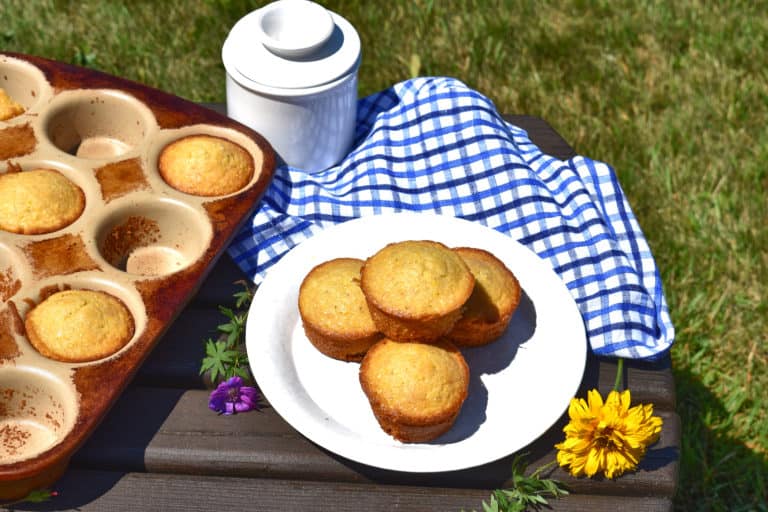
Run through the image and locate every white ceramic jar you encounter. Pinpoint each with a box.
[222,0,361,173]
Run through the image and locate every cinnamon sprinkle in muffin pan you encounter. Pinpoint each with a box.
[0,52,275,499]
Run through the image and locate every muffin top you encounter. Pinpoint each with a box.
[0,88,25,121]
[453,247,520,322]
[0,169,85,235]
[360,240,475,319]
[360,338,469,421]
[158,134,254,196]
[299,258,378,338]
[25,289,135,363]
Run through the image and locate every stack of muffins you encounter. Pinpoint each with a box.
[298,239,521,443]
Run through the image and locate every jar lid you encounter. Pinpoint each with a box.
[223,0,361,91]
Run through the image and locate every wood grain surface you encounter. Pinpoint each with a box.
[11,110,679,512]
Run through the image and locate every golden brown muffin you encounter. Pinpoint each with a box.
[158,134,254,196]
[360,240,475,343]
[25,289,135,363]
[299,258,382,362]
[0,169,85,235]
[0,88,25,121]
[447,247,521,347]
[359,337,469,442]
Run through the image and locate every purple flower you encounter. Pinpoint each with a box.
[208,376,260,415]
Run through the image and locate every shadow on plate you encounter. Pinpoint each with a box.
[432,289,537,444]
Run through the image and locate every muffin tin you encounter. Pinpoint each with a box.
[0,52,275,499]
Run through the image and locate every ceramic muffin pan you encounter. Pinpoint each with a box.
[0,52,275,499]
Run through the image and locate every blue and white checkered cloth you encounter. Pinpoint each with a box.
[227,77,674,361]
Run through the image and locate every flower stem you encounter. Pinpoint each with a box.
[613,358,624,392]
[531,458,559,478]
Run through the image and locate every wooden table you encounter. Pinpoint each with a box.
[10,111,680,511]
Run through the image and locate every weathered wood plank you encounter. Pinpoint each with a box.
[503,114,578,159]
[71,387,678,497]
[586,355,676,410]
[27,469,674,512]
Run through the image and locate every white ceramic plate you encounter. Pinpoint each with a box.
[245,213,586,473]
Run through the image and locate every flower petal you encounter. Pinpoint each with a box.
[587,389,604,412]
[555,387,663,480]
[584,448,602,477]
[226,376,244,388]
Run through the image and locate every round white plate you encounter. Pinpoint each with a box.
[245,213,586,473]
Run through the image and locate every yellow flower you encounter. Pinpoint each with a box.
[555,388,663,479]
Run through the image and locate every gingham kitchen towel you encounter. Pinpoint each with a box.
[227,77,675,361]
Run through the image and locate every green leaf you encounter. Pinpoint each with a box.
[1,488,57,506]
[225,330,239,348]
[233,280,256,309]
[218,322,235,333]
[232,366,250,380]
[234,292,252,308]
[481,496,499,512]
[201,280,256,385]
[22,489,55,503]
[200,340,237,383]
[476,455,568,512]
[218,305,235,320]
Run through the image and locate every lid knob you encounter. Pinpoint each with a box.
[256,0,335,59]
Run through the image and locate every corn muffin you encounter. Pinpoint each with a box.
[447,247,521,347]
[359,337,469,442]
[299,258,382,362]
[25,289,135,363]
[360,240,475,343]
[0,88,25,121]
[158,134,254,196]
[0,169,85,235]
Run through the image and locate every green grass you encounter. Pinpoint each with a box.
[2,0,766,509]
